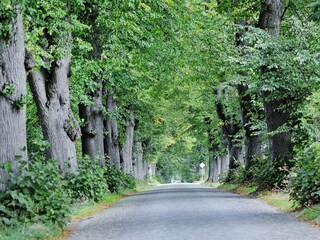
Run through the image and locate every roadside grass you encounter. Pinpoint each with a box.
[0,180,156,240]
[206,182,320,227]
[298,206,320,225]
[70,193,123,221]
[0,223,62,240]
[205,182,220,188]
[218,183,238,191]
[258,191,297,212]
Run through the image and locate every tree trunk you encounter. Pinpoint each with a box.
[121,106,135,174]
[79,7,104,165]
[220,155,229,174]
[206,118,220,182]
[143,138,152,180]
[208,155,218,182]
[79,87,104,165]
[257,0,292,165]
[26,53,81,172]
[150,164,156,177]
[135,141,145,180]
[215,88,243,170]
[238,84,262,170]
[0,8,27,191]
[104,89,121,168]
[132,141,141,179]
[228,144,242,169]
[235,18,262,170]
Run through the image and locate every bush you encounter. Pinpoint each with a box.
[291,143,320,206]
[248,156,289,190]
[220,162,246,184]
[0,158,70,227]
[66,156,108,202]
[104,163,136,193]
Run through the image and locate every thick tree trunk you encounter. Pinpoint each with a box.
[235,18,262,170]
[220,155,229,174]
[206,118,220,182]
[257,0,292,165]
[215,88,243,170]
[150,164,156,177]
[263,96,292,164]
[79,87,104,165]
[26,54,80,172]
[208,155,219,182]
[104,89,121,168]
[143,138,152,180]
[228,144,242,169]
[79,7,105,165]
[121,107,135,174]
[238,85,262,170]
[133,141,144,180]
[0,8,27,191]
[258,0,285,37]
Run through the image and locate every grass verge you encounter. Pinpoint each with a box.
[0,223,63,240]
[298,206,320,226]
[206,182,320,227]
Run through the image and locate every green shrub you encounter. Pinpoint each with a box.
[249,156,289,190]
[66,156,108,202]
[291,143,320,206]
[104,163,136,193]
[0,158,70,227]
[219,161,246,184]
[290,90,320,206]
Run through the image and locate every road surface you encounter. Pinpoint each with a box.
[68,183,320,240]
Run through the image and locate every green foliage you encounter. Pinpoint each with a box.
[0,158,70,227]
[0,0,18,38]
[220,163,246,184]
[309,0,320,21]
[66,156,108,202]
[291,90,320,206]
[13,95,26,110]
[248,156,289,190]
[291,144,320,206]
[1,84,16,97]
[104,163,136,193]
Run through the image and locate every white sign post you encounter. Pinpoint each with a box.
[199,162,206,181]
[199,162,206,169]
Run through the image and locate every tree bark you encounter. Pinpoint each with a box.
[133,141,144,180]
[121,106,135,174]
[206,118,220,182]
[238,84,262,170]
[79,86,104,165]
[104,88,121,168]
[257,0,292,165]
[0,8,27,191]
[26,53,81,172]
[235,17,262,170]
[215,88,243,170]
[79,6,104,165]
[143,138,152,180]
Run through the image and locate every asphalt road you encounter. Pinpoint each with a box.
[68,183,320,240]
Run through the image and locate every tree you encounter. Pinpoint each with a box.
[104,89,121,168]
[0,4,27,190]
[76,1,105,165]
[121,106,135,174]
[25,1,80,172]
[256,0,292,166]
